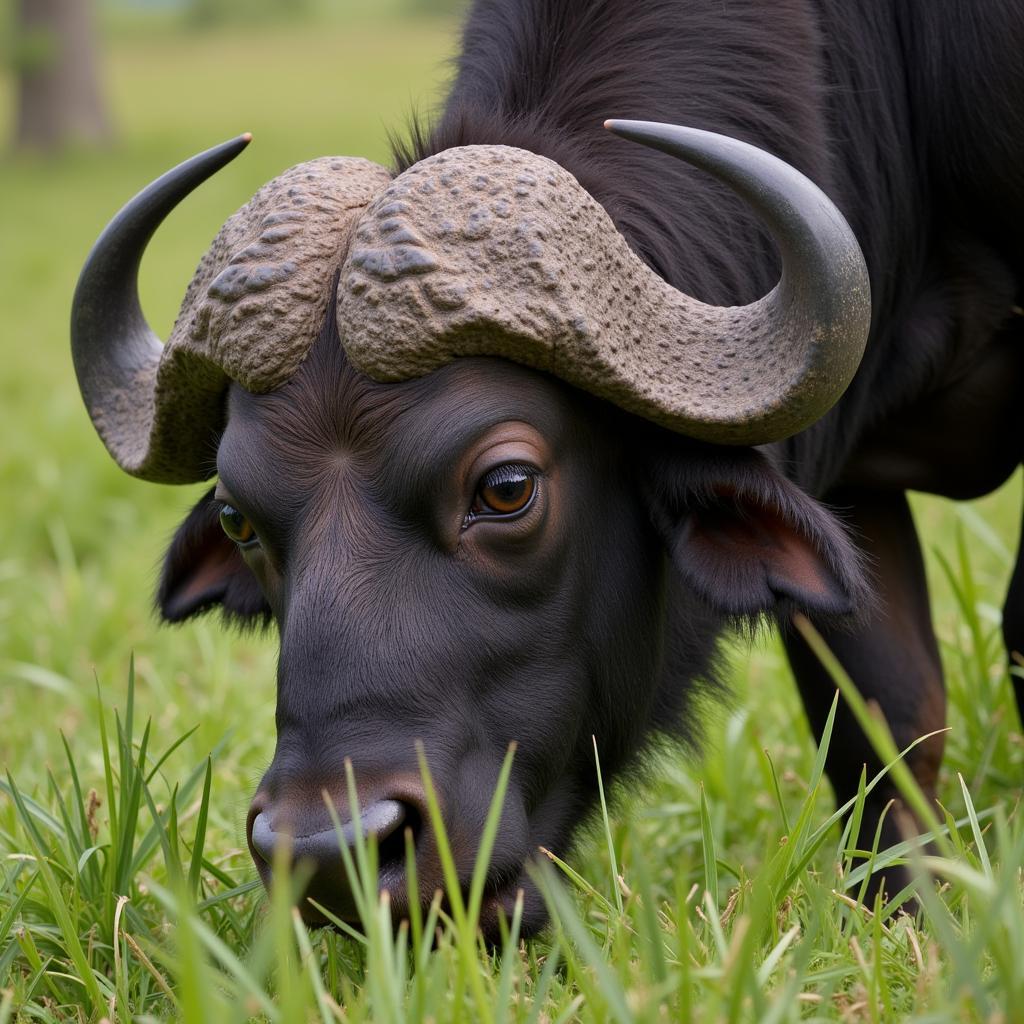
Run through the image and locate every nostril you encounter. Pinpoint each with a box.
[357,799,407,848]
[377,801,422,872]
[249,800,411,870]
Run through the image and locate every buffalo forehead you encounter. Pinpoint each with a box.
[220,347,581,501]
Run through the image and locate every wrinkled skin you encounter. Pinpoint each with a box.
[160,314,864,938]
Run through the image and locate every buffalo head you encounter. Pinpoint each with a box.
[71,121,870,937]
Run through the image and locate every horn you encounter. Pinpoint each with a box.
[338,122,871,444]
[602,119,871,436]
[71,135,252,482]
[72,136,393,483]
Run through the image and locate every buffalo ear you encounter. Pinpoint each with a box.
[645,446,867,620]
[158,488,271,625]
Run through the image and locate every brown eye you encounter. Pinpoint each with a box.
[472,464,538,518]
[219,504,257,547]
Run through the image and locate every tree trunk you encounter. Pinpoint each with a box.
[14,0,112,152]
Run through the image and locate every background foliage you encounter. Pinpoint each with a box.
[0,4,1021,1021]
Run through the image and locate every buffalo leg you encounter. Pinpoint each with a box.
[782,489,945,905]
[1005,495,1024,727]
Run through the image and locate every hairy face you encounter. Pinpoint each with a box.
[164,325,678,935]
[160,321,864,938]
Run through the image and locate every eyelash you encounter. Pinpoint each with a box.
[481,463,535,489]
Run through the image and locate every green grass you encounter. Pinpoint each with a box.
[1,10,1023,1023]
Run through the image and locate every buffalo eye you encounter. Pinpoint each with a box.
[219,503,258,547]
[467,464,538,523]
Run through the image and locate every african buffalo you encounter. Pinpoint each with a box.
[71,0,1023,937]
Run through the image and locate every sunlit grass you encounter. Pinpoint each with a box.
[2,632,1022,1020]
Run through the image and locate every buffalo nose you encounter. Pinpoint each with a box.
[250,799,407,874]
[247,786,430,925]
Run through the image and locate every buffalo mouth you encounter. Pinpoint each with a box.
[246,785,548,941]
[270,851,541,944]
[296,863,534,938]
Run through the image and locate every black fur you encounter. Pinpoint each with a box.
[161,309,864,936]
[159,0,1024,933]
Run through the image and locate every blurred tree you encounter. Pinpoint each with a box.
[13,0,112,152]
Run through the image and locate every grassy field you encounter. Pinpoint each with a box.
[1,10,1022,1022]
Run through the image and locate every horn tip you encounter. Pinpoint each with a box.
[603,119,655,144]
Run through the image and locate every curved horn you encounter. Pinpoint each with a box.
[73,137,392,483]
[70,135,252,482]
[338,123,871,444]
[602,119,871,437]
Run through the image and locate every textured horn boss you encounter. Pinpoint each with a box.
[73,120,870,483]
[337,122,871,445]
